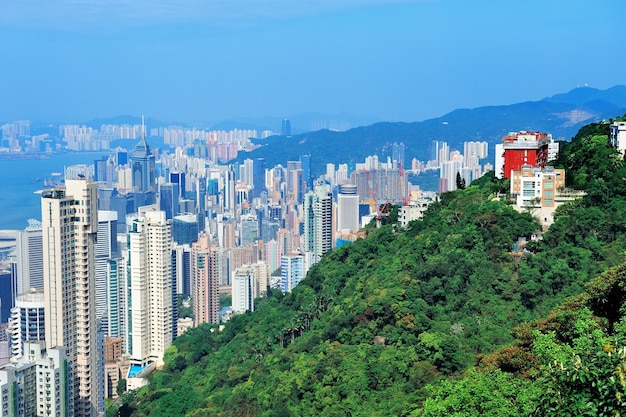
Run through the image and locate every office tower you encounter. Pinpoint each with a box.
[159,182,179,220]
[391,142,405,170]
[130,121,156,205]
[41,179,99,416]
[173,213,199,245]
[116,150,128,166]
[286,161,305,204]
[106,259,124,341]
[224,165,236,212]
[126,207,173,367]
[109,192,134,234]
[232,266,255,314]
[191,233,218,325]
[172,244,192,296]
[15,219,44,293]
[0,342,71,416]
[303,184,333,264]
[170,171,186,201]
[94,156,108,183]
[240,214,259,247]
[300,154,312,190]
[281,254,304,293]
[281,118,291,136]
[251,158,266,199]
[95,211,118,334]
[0,267,14,323]
[337,184,359,233]
[9,289,45,358]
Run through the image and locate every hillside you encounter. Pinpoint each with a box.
[240,86,626,176]
[109,118,626,417]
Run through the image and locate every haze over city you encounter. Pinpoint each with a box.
[1,0,624,124]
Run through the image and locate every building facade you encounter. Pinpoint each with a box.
[41,179,99,416]
[191,233,219,326]
[126,207,173,367]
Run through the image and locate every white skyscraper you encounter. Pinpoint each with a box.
[303,184,333,264]
[337,184,359,233]
[232,266,255,314]
[15,219,44,293]
[9,288,45,358]
[126,207,173,367]
[281,254,304,293]
[41,179,99,417]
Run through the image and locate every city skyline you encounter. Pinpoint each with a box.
[1,0,623,123]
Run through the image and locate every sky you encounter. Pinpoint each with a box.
[0,0,624,125]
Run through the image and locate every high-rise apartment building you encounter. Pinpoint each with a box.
[9,288,45,358]
[126,207,173,367]
[191,233,218,326]
[41,178,99,416]
[15,219,44,293]
[281,254,304,293]
[303,184,333,264]
[0,342,71,417]
[232,266,255,314]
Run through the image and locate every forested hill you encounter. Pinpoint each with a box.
[114,117,626,417]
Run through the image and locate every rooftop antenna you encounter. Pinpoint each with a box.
[142,114,145,142]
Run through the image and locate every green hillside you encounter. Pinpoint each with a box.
[113,116,626,417]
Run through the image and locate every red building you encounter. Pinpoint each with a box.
[500,131,551,179]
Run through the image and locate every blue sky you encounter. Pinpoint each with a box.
[0,0,623,124]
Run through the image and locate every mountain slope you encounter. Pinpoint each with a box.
[241,86,626,176]
[114,115,626,416]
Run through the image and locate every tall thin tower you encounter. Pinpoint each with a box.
[126,207,173,367]
[303,183,333,264]
[191,232,218,326]
[41,179,99,417]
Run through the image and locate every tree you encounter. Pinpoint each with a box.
[456,172,466,190]
[116,378,127,398]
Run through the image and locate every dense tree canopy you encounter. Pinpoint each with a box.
[109,116,626,417]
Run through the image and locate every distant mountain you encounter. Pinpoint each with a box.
[82,115,171,129]
[238,86,626,176]
[211,111,380,135]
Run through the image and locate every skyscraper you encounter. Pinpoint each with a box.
[95,211,118,334]
[232,266,255,314]
[281,254,304,293]
[281,118,291,136]
[130,120,156,203]
[9,288,45,358]
[126,207,173,367]
[15,219,43,293]
[173,213,199,245]
[191,233,218,326]
[337,184,359,233]
[303,184,333,264]
[41,178,99,416]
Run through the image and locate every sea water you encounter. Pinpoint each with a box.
[0,152,107,230]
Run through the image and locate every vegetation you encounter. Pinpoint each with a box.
[109,116,626,416]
